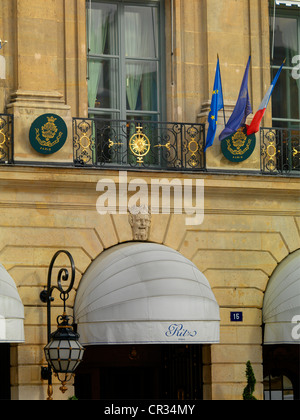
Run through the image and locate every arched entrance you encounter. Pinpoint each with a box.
[0,263,25,344]
[0,263,25,400]
[73,243,220,400]
[263,250,300,400]
[0,344,10,400]
[74,344,203,400]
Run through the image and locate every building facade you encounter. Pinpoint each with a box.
[0,0,299,400]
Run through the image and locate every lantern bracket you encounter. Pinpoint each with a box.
[39,250,80,400]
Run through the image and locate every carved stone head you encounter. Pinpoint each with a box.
[129,206,151,241]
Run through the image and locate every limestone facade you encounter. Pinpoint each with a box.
[0,0,299,400]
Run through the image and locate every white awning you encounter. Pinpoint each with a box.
[263,250,300,345]
[276,1,300,7]
[74,243,220,345]
[0,264,25,343]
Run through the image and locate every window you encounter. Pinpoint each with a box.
[267,2,300,173]
[270,3,300,129]
[264,374,294,400]
[86,0,165,122]
[263,344,299,400]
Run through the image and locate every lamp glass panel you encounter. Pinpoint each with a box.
[51,360,61,372]
[68,360,79,371]
[59,348,71,360]
[59,360,70,371]
[70,349,81,359]
[47,347,59,360]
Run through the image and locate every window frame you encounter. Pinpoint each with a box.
[263,373,294,400]
[270,4,300,128]
[86,0,166,122]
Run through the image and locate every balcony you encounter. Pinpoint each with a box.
[0,114,14,164]
[1,114,299,177]
[261,127,300,175]
[73,118,206,171]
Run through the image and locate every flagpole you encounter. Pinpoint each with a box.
[217,54,226,126]
[272,0,276,61]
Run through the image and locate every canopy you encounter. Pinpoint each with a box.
[74,243,220,345]
[263,250,300,345]
[275,1,300,7]
[0,264,25,343]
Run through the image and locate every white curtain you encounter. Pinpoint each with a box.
[125,7,157,113]
[87,7,109,108]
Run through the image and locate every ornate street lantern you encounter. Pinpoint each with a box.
[40,250,85,400]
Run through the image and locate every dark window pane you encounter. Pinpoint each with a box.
[271,68,300,121]
[126,62,158,112]
[0,344,10,400]
[88,59,119,109]
[271,16,298,66]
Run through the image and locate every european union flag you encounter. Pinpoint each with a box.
[204,58,224,152]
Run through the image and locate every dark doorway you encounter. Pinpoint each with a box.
[74,344,203,400]
[0,344,11,400]
[263,345,300,400]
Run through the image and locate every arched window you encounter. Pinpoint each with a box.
[264,374,294,400]
[73,242,220,400]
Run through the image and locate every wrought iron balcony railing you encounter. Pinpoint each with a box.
[0,114,14,164]
[260,127,300,175]
[0,114,299,177]
[73,118,206,171]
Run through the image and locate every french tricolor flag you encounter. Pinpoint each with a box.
[247,60,285,136]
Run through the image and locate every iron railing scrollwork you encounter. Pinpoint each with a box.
[0,114,14,164]
[1,114,299,177]
[260,127,300,175]
[73,118,206,171]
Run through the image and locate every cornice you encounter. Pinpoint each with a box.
[0,165,299,199]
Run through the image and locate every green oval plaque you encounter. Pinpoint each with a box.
[221,125,256,162]
[29,113,68,155]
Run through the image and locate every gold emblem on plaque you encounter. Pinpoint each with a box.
[30,113,68,155]
[129,124,151,165]
[221,125,256,162]
[35,116,62,148]
[225,127,252,156]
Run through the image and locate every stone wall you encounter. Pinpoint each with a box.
[0,167,299,399]
[0,0,299,401]
[0,0,87,162]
